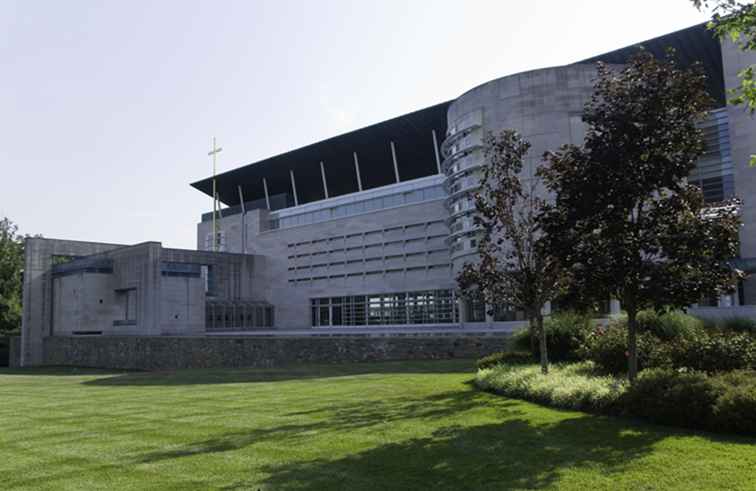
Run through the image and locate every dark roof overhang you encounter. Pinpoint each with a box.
[577,22,725,106]
[191,101,451,207]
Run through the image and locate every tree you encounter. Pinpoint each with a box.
[457,130,565,374]
[0,217,24,335]
[694,0,756,164]
[539,52,743,382]
[695,1,756,110]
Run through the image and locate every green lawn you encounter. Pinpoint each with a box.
[1,361,755,490]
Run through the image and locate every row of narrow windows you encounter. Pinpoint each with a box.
[290,263,451,283]
[271,186,447,230]
[311,289,458,326]
[289,249,449,270]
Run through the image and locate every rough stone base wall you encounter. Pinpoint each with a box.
[42,334,511,370]
[7,336,21,368]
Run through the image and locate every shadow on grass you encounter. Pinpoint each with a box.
[78,359,476,386]
[245,418,660,490]
[128,378,756,490]
[6,368,755,490]
[0,366,129,377]
[134,386,516,464]
[239,416,755,490]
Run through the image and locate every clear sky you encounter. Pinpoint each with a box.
[1,0,711,248]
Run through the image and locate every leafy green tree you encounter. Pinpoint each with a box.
[694,0,756,164]
[539,52,743,382]
[0,217,24,335]
[458,130,566,374]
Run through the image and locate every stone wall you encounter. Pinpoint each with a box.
[42,334,511,370]
[9,336,21,368]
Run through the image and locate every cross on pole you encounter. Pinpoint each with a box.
[208,137,223,252]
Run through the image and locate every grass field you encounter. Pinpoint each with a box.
[1,360,755,490]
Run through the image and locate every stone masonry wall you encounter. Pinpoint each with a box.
[43,334,511,370]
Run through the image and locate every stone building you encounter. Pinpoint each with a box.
[19,23,756,367]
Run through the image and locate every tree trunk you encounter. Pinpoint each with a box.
[537,312,549,375]
[529,323,537,355]
[627,307,638,383]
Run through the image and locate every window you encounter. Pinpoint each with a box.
[201,265,216,296]
[114,288,138,326]
[206,301,274,330]
[204,231,226,252]
[125,289,136,321]
[311,289,457,327]
[270,185,446,230]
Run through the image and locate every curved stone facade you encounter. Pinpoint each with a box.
[442,64,601,271]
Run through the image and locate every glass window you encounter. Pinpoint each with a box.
[319,305,330,326]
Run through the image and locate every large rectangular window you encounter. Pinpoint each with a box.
[206,301,274,331]
[311,289,457,327]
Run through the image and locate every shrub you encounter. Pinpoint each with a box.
[719,317,756,335]
[542,311,594,361]
[666,331,756,373]
[511,311,593,361]
[578,321,658,375]
[620,368,756,435]
[580,317,756,374]
[476,351,535,370]
[477,363,756,435]
[619,369,720,429]
[476,361,627,413]
[636,309,705,340]
[711,370,756,434]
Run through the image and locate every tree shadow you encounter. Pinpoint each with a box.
[80,359,476,386]
[123,377,756,490]
[0,366,127,377]
[236,417,756,490]
[226,418,656,490]
[134,386,519,465]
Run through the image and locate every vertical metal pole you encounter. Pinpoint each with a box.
[212,139,217,252]
[390,141,400,183]
[432,130,442,174]
[238,185,246,254]
[237,185,246,214]
[320,161,329,199]
[208,137,223,252]
[262,178,271,210]
[353,152,363,192]
[289,169,299,206]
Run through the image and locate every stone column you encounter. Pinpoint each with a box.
[485,303,494,324]
[458,298,468,325]
[541,301,552,316]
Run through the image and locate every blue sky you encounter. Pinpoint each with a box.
[1,0,710,248]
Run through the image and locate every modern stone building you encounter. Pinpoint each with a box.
[19,23,756,367]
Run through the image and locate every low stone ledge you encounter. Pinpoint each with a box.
[42,334,511,370]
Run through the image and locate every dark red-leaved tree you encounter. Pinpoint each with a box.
[539,51,743,382]
[458,130,565,374]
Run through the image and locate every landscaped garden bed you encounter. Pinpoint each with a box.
[475,311,756,436]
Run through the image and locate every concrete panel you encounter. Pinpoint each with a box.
[722,40,756,304]
[21,238,124,366]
